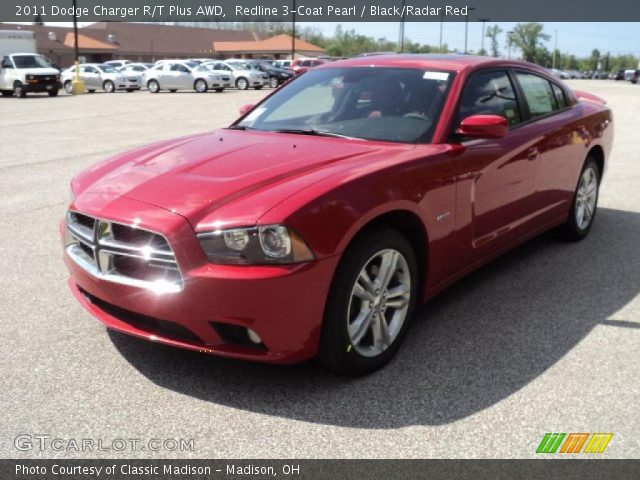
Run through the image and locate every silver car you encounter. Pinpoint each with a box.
[144,60,231,93]
[203,61,268,90]
[61,63,139,93]
[118,63,153,89]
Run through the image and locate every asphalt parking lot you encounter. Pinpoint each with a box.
[1,81,639,459]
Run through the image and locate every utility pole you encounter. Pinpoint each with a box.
[464,7,475,54]
[399,0,406,52]
[438,13,443,51]
[71,0,84,94]
[291,0,296,60]
[507,31,514,59]
[552,29,558,69]
[479,18,489,55]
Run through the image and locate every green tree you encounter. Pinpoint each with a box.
[485,24,502,57]
[508,23,550,62]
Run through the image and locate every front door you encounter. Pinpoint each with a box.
[451,69,540,265]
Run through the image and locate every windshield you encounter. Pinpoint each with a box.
[12,55,51,69]
[237,67,453,143]
[229,62,251,71]
[98,64,117,73]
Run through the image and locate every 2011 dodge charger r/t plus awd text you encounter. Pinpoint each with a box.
[62,55,613,375]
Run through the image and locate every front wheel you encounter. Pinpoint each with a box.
[47,89,59,97]
[63,81,73,94]
[269,76,279,88]
[103,80,115,93]
[235,77,248,90]
[194,78,207,93]
[561,157,600,241]
[317,229,418,376]
[15,82,26,98]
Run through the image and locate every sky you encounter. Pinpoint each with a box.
[302,22,640,57]
[19,21,640,58]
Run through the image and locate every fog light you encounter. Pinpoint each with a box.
[247,329,262,344]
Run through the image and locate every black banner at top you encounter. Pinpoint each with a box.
[4,0,640,22]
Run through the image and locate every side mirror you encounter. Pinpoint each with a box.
[239,103,255,116]
[456,114,508,139]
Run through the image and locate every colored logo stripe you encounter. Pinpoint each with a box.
[584,433,613,453]
[537,433,613,454]
[536,433,565,453]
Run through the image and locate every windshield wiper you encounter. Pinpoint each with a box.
[272,128,359,140]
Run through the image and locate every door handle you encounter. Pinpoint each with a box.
[526,147,539,161]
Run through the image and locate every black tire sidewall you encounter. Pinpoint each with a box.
[318,229,419,375]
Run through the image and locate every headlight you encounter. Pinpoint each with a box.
[197,225,315,265]
[26,74,34,80]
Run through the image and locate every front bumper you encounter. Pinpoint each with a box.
[62,195,339,364]
[23,80,61,92]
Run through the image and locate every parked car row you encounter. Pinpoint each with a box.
[551,67,639,83]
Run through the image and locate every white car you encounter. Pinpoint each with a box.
[61,63,139,93]
[0,52,60,97]
[103,60,132,69]
[202,60,268,90]
[118,63,153,88]
[144,60,231,93]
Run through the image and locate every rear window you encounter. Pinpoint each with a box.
[552,83,567,109]
[516,72,557,117]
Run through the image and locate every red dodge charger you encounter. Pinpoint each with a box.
[62,55,613,375]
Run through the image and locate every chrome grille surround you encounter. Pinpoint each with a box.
[65,211,183,293]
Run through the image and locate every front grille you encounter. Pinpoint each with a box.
[65,211,183,293]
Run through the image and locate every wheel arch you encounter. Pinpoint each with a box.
[338,208,429,293]
[587,144,605,177]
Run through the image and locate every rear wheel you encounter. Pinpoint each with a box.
[1,90,14,97]
[269,76,279,88]
[47,89,59,97]
[317,229,418,376]
[103,80,115,93]
[147,80,159,93]
[561,157,600,241]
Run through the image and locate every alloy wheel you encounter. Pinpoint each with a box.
[575,166,598,230]
[347,249,411,357]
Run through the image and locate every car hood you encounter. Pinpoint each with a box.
[78,130,398,228]
[22,67,59,75]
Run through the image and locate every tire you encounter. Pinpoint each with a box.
[214,88,224,93]
[64,81,73,94]
[269,76,279,88]
[103,80,115,93]
[235,77,248,90]
[169,89,177,93]
[1,90,14,97]
[147,80,159,93]
[254,86,263,90]
[88,89,96,93]
[317,229,419,376]
[125,88,135,92]
[47,89,59,97]
[14,81,26,98]
[194,78,207,93]
[561,157,601,241]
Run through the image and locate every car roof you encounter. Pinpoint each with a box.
[320,54,549,74]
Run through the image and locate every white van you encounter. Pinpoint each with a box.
[0,30,61,97]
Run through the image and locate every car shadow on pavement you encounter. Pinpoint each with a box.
[109,207,640,428]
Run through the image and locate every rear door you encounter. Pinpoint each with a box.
[512,70,585,219]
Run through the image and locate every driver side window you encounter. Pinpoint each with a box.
[457,70,521,127]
